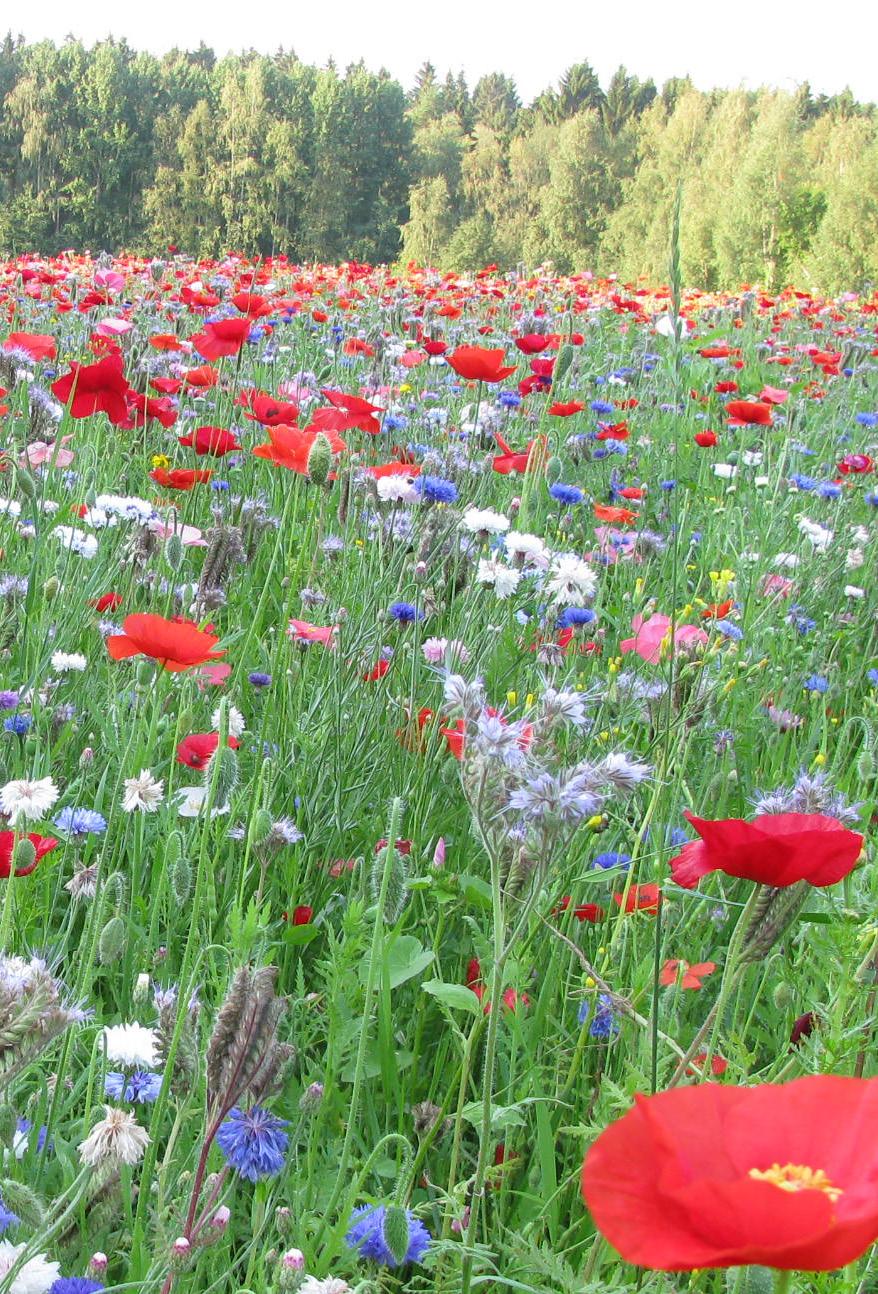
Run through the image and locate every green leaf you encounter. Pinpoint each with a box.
[358,933,434,990]
[422,980,482,1015]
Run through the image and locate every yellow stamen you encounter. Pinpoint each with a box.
[748,1163,842,1203]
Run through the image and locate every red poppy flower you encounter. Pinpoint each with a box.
[310,389,384,436]
[687,1052,728,1077]
[594,504,638,524]
[549,400,585,417]
[582,1075,878,1271]
[253,424,346,474]
[595,422,630,441]
[423,339,447,356]
[176,732,240,770]
[288,905,313,925]
[363,659,390,681]
[366,460,421,480]
[51,354,131,425]
[4,332,56,362]
[612,883,661,913]
[107,613,225,672]
[91,592,122,613]
[515,333,549,355]
[231,292,273,318]
[150,467,213,489]
[182,365,219,388]
[573,902,605,923]
[698,344,739,359]
[446,346,516,384]
[238,390,300,426]
[694,430,718,447]
[701,599,734,619]
[191,317,251,361]
[725,401,773,427]
[149,333,189,352]
[0,832,58,878]
[714,381,739,394]
[178,426,241,456]
[837,454,873,475]
[669,811,863,890]
[659,959,716,989]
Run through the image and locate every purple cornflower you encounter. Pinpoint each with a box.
[248,672,272,687]
[803,674,829,694]
[49,1280,104,1294]
[346,1203,431,1268]
[104,1071,163,1104]
[415,475,458,504]
[578,993,619,1039]
[549,483,584,506]
[216,1106,289,1182]
[3,715,30,735]
[0,692,19,712]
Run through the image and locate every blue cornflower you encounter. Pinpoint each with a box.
[0,1192,18,1234]
[549,483,584,506]
[0,692,19,711]
[248,672,272,687]
[602,439,628,456]
[415,475,458,504]
[497,391,521,408]
[667,826,690,848]
[867,669,878,686]
[15,1119,50,1154]
[866,491,878,507]
[49,1280,104,1294]
[787,607,816,635]
[556,607,596,630]
[104,1071,163,1104]
[790,474,817,491]
[660,479,677,491]
[816,481,842,499]
[855,412,878,428]
[211,480,230,492]
[53,807,107,836]
[714,620,743,641]
[804,674,829,694]
[346,1203,431,1268]
[216,1106,289,1182]
[592,851,631,871]
[590,400,614,414]
[388,601,424,623]
[3,715,30,735]
[578,994,620,1039]
[382,414,408,433]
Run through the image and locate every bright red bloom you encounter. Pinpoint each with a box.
[594,504,638,524]
[659,959,716,989]
[573,902,605,923]
[182,365,219,388]
[231,292,273,318]
[595,422,630,441]
[149,333,189,352]
[726,400,773,427]
[252,424,346,474]
[363,659,390,680]
[687,1053,729,1077]
[4,332,56,361]
[582,1075,878,1271]
[714,381,739,394]
[446,346,517,384]
[176,732,239,770]
[669,811,863,890]
[694,430,718,447]
[107,613,225,672]
[837,453,873,474]
[549,400,585,417]
[191,317,251,361]
[366,460,421,480]
[311,389,383,436]
[515,333,549,354]
[238,390,300,426]
[289,905,313,925]
[422,339,447,356]
[612,883,661,914]
[125,391,178,430]
[701,599,734,619]
[698,344,739,359]
[178,426,241,456]
[91,592,122,612]
[51,354,131,425]
[150,467,213,489]
[0,832,58,878]
[288,619,337,647]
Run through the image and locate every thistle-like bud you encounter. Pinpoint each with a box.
[165,533,184,571]
[88,1254,108,1279]
[0,1106,15,1147]
[170,855,192,905]
[13,468,37,501]
[298,1081,324,1114]
[307,432,333,486]
[205,745,238,807]
[545,456,563,485]
[553,343,574,384]
[163,831,183,872]
[206,966,289,1114]
[772,981,793,1011]
[382,1205,412,1266]
[740,882,809,963]
[857,747,874,782]
[371,845,409,925]
[41,576,60,601]
[0,1178,46,1228]
[99,915,127,965]
[249,808,274,847]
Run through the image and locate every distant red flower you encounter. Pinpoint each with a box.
[309,389,384,436]
[288,619,337,647]
[238,389,300,426]
[176,732,240,770]
[91,592,122,613]
[698,344,739,359]
[363,659,390,680]
[582,1075,878,1271]
[659,959,716,989]
[612,883,661,914]
[252,424,346,474]
[231,292,273,318]
[573,902,605,923]
[422,339,447,356]
[288,905,313,925]
[446,346,516,384]
[191,317,251,361]
[687,1052,729,1077]
[182,365,219,388]
[701,599,734,619]
[790,1012,817,1046]
[714,381,739,393]
[694,430,718,447]
[125,391,179,430]
[178,426,241,456]
[837,453,873,475]
[594,504,638,524]
[669,811,863,890]
[4,332,56,361]
[595,422,630,441]
[365,460,421,480]
[549,400,585,417]
[150,467,213,489]
[0,832,58,878]
[107,613,225,672]
[515,333,549,354]
[51,354,131,425]
[726,400,773,427]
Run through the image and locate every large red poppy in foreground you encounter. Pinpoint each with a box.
[669,811,863,889]
[582,1076,878,1271]
[446,345,517,383]
[107,614,225,672]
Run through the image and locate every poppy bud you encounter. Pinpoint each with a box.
[11,838,36,876]
[0,1106,15,1147]
[170,854,192,904]
[249,807,274,845]
[857,747,874,781]
[205,744,238,806]
[306,432,332,486]
[545,455,563,484]
[163,830,183,872]
[165,532,184,571]
[13,467,37,501]
[553,343,574,384]
[772,981,793,1010]
[41,575,61,601]
[98,915,127,965]
[0,1179,46,1229]
[382,1205,412,1267]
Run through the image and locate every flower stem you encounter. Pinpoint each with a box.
[773,1271,794,1294]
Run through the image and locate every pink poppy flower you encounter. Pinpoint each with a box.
[288,619,338,648]
[620,613,708,664]
[19,435,75,469]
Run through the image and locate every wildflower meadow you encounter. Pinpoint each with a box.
[0,249,875,1294]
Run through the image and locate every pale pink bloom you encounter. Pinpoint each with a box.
[147,519,207,547]
[20,436,75,469]
[760,573,795,599]
[94,269,125,293]
[95,317,134,338]
[759,385,789,405]
[619,613,708,664]
[196,663,232,687]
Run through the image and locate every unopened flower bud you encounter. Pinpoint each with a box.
[306,433,333,486]
[134,973,150,1002]
[413,560,428,582]
[298,1081,324,1114]
[281,1250,305,1271]
[42,576,60,601]
[79,746,94,766]
[88,1254,108,1278]
[432,837,446,869]
[211,1205,230,1232]
[170,1237,191,1267]
[275,1205,294,1237]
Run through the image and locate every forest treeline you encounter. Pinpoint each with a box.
[1,34,876,290]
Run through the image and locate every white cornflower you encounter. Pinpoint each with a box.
[376,476,417,503]
[504,531,550,569]
[212,705,246,738]
[797,516,833,551]
[0,500,21,518]
[102,1022,159,1069]
[462,507,509,535]
[773,553,800,569]
[0,1240,60,1294]
[175,786,230,819]
[477,558,521,600]
[544,554,598,607]
[50,525,98,559]
[79,1105,150,1168]
[845,585,865,598]
[0,777,60,825]
[121,770,164,814]
[50,651,87,673]
[299,1279,351,1294]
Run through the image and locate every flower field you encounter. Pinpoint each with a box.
[0,252,876,1294]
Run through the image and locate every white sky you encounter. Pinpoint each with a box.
[8,0,877,104]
